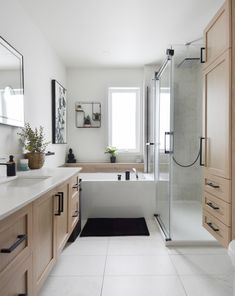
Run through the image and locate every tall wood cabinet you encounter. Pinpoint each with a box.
[202,0,234,247]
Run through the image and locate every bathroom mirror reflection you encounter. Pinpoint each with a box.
[0,36,24,127]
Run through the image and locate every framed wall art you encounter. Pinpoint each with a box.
[52,79,67,144]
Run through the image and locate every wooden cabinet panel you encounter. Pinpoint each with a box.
[33,190,56,293]
[0,255,33,296]
[204,172,231,203]
[203,191,231,226]
[0,205,32,275]
[203,50,231,179]
[203,209,231,247]
[55,182,69,255]
[204,0,231,67]
[70,192,79,229]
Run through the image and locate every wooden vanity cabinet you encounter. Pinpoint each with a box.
[32,189,56,294]
[202,0,235,247]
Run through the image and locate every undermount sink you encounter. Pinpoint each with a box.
[6,176,51,187]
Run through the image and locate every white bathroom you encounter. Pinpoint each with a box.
[0,0,234,295]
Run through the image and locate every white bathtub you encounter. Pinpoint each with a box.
[80,172,156,219]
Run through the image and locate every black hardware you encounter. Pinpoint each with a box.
[0,234,27,253]
[125,171,130,180]
[72,210,79,218]
[58,192,64,213]
[146,142,155,146]
[166,48,174,56]
[207,222,219,232]
[207,202,220,210]
[199,137,205,166]
[55,193,61,216]
[117,174,122,181]
[18,294,27,296]
[206,182,220,189]
[200,47,205,63]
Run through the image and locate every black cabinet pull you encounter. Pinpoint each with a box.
[1,234,27,253]
[72,210,79,218]
[200,47,205,63]
[58,192,64,213]
[199,137,205,166]
[207,202,220,210]
[18,294,27,296]
[207,222,219,232]
[55,193,61,216]
[206,182,220,189]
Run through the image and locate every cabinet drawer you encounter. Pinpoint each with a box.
[203,191,231,226]
[0,205,32,274]
[70,175,79,197]
[203,209,231,247]
[203,0,231,68]
[204,172,231,203]
[0,254,33,296]
[71,192,79,228]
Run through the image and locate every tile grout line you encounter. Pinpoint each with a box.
[99,238,110,296]
[168,254,189,296]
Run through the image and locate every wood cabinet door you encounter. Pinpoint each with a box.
[54,182,69,255]
[204,0,231,68]
[203,50,231,179]
[33,190,56,293]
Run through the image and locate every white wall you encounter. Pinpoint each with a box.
[67,68,144,162]
[0,1,67,173]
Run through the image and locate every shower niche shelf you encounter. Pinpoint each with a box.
[75,102,101,128]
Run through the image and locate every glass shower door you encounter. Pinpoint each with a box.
[155,56,173,240]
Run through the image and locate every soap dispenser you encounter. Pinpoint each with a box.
[7,155,16,176]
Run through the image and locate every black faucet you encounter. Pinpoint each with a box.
[0,155,16,176]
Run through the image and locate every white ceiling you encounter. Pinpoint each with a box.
[20,0,224,68]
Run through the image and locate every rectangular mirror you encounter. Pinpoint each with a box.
[0,36,24,127]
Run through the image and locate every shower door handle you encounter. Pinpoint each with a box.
[164,132,172,154]
[199,137,205,166]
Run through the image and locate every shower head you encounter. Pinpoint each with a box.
[177,57,200,68]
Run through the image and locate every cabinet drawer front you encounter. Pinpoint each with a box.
[0,254,33,296]
[203,210,231,247]
[203,191,231,226]
[71,192,79,227]
[0,205,32,274]
[204,172,231,203]
[70,175,79,197]
[203,0,230,68]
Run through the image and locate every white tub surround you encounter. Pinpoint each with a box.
[0,167,81,220]
[80,172,156,219]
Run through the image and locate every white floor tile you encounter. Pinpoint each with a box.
[39,276,103,296]
[105,255,176,275]
[168,246,227,255]
[180,275,234,296]
[170,254,233,275]
[63,240,108,256]
[108,239,168,255]
[50,255,106,276]
[102,275,186,296]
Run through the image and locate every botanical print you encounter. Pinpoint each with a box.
[52,80,67,144]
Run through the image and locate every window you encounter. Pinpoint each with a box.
[108,87,141,152]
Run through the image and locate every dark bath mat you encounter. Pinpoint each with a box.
[80,217,150,237]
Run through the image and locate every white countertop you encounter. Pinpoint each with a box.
[0,167,82,221]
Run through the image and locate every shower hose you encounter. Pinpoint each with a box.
[172,145,201,168]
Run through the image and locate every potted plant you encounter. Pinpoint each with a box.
[18,123,50,169]
[105,146,117,163]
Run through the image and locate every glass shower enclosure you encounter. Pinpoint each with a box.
[154,45,215,243]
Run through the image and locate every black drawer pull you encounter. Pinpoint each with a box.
[72,210,79,218]
[1,234,27,253]
[58,192,64,213]
[207,222,219,232]
[55,193,61,216]
[206,182,220,189]
[207,202,219,210]
[18,294,27,296]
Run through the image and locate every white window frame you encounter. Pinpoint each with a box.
[108,87,141,153]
